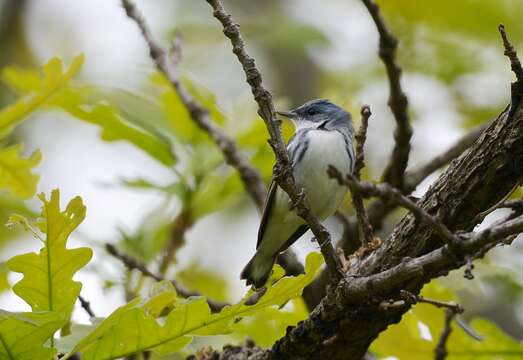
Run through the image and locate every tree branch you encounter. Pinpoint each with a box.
[121,0,266,210]
[328,167,458,246]
[268,31,523,356]
[77,295,95,318]
[351,106,374,247]
[434,309,457,360]
[205,0,342,281]
[105,244,229,312]
[499,24,523,83]
[361,0,412,191]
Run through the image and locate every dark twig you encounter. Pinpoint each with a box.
[78,295,95,318]
[328,166,458,245]
[499,24,523,83]
[105,244,228,312]
[158,209,192,274]
[435,309,456,360]
[121,0,305,281]
[351,106,374,247]
[400,290,464,313]
[463,256,474,280]
[205,0,342,280]
[338,121,487,253]
[379,290,464,314]
[361,0,412,191]
[121,0,266,210]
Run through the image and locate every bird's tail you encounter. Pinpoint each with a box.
[240,253,275,289]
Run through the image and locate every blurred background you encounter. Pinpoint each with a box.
[1,0,523,357]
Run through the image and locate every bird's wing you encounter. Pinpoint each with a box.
[257,130,310,249]
[277,225,309,253]
[257,179,277,249]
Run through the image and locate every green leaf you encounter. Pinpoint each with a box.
[371,282,523,359]
[0,55,84,138]
[0,263,8,293]
[371,282,458,358]
[118,205,174,262]
[151,73,226,144]
[0,144,41,199]
[0,310,63,360]
[191,171,243,220]
[2,57,176,167]
[232,298,309,347]
[448,319,523,359]
[176,262,230,302]
[118,177,189,200]
[63,252,323,359]
[6,189,92,316]
[0,194,36,251]
[62,102,176,167]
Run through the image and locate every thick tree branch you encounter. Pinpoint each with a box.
[121,0,266,210]
[361,0,412,191]
[105,244,229,312]
[337,120,491,255]
[205,0,342,280]
[266,29,523,357]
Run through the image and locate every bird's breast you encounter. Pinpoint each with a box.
[294,129,352,219]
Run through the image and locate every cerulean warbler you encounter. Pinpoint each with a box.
[241,99,355,288]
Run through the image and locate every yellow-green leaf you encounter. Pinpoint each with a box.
[0,55,84,138]
[63,252,323,360]
[62,102,176,167]
[0,310,63,360]
[0,144,41,199]
[371,282,523,359]
[0,263,8,293]
[448,319,523,359]
[7,190,92,316]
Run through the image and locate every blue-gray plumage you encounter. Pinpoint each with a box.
[241,99,355,288]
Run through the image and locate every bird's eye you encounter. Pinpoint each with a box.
[307,108,318,116]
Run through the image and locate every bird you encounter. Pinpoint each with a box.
[241,99,355,288]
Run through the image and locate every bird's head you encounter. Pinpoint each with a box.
[277,99,352,131]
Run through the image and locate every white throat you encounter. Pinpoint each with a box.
[293,119,320,131]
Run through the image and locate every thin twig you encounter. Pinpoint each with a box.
[121,0,266,210]
[400,290,464,313]
[361,0,412,191]
[158,209,192,274]
[121,0,305,279]
[434,309,456,360]
[328,166,458,245]
[338,121,487,252]
[105,244,229,312]
[78,295,95,318]
[499,24,523,83]
[379,290,464,314]
[463,256,474,280]
[351,106,374,247]
[205,0,342,280]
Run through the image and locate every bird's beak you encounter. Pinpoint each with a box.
[276,110,296,119]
